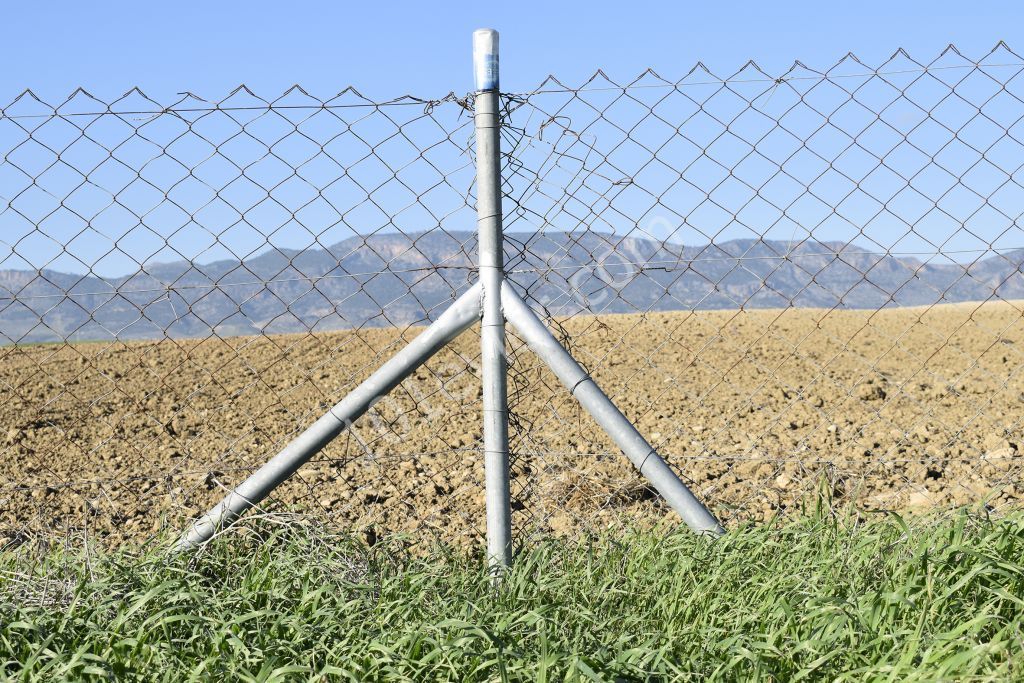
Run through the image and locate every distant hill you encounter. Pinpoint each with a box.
[2,231,1023,343]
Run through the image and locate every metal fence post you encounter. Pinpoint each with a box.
[473,28,513,569]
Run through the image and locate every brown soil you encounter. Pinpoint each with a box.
[2,299,1023,548]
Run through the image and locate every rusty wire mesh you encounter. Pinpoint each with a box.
[3,43,1024,550]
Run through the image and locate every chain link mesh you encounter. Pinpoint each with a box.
[3,43,1024,550]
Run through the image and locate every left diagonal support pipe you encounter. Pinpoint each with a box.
[501,282,724,536]
[175,283,483,551]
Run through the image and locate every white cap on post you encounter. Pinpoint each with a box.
[473,29,499,91]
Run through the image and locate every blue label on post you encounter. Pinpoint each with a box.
[480,54,499,91]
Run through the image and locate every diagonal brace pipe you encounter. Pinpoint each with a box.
[175,283,483,551]
[501,282,724,536]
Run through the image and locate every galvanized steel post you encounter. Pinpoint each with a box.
[473,28,513,569]
[175,28,721,560]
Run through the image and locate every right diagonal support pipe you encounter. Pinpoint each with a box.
[501,282,724,536]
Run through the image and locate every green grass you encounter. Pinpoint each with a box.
[1,509,1023,681]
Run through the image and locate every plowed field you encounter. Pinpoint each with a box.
[3,299,1023,547]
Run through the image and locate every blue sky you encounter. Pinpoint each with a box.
[3,1,1020,102]
[2,1,1024,276]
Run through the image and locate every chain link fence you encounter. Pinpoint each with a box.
[3,43,1024,550]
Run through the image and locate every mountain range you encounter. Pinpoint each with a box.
[2,230,1022,343]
